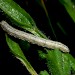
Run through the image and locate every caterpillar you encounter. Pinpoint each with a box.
[0,21,70,52]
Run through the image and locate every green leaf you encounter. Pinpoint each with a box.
[0,0,47,38]
[46,49,63,75]
[62,53,71,75]
[5,34,38,75]
[67,54,75,71]
[46,49,70,75]
[0,0,36,28]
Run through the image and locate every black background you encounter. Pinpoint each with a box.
[0,0,75,75]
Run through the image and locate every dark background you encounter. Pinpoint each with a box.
[0,0,75,75]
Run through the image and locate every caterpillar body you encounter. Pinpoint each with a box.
[0,21,70,52]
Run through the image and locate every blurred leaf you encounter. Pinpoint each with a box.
[39,70,49,75]
[38,50,46,59]
[36,0,57,39]
[59,0,75,22]
[19,40,30,51]
[57,22,67,35]
[5,34,38,75]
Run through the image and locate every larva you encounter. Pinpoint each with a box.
[0,21,70,52]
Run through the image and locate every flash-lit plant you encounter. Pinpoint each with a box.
[0,0,75,75]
